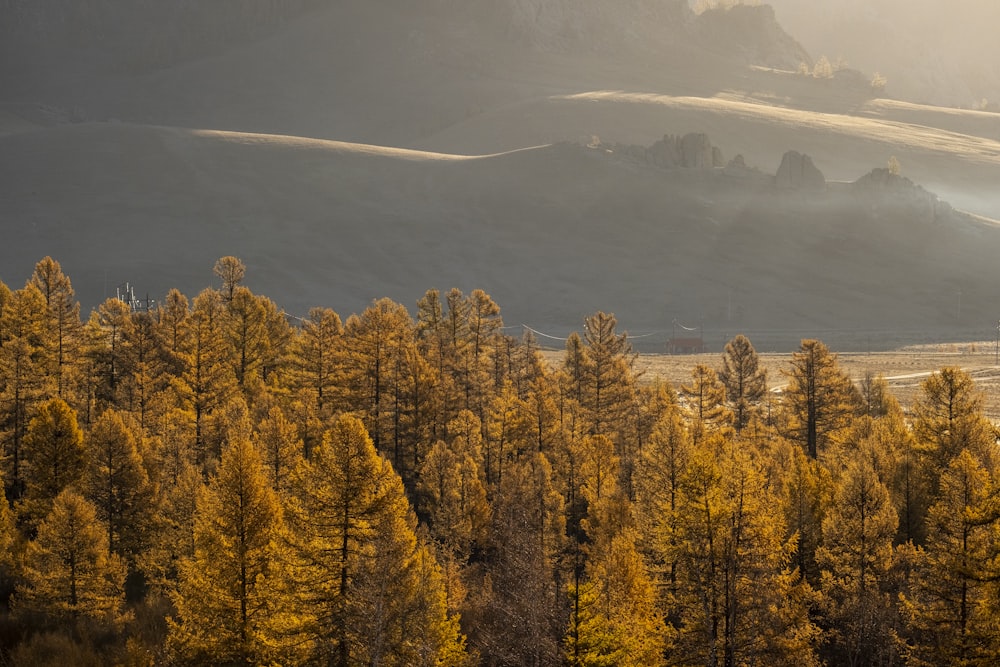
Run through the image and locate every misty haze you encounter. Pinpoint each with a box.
[2,1,1000,665]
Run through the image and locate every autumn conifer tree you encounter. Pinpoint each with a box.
[224,286,271,389]
[565,432,666,667]
[903,450,998,664]
[912,367,996,484]
[0,466,15,573]
[783,445,829,586]
[287,306,343,453]
[342,297,414,469]
[681,363,731,446]
[20,397,86,527]
[119,309,170,432]
[817,459,900,666]
[415,288,459,438]
[87,297,132,409]
[81,409,152,562]
[29,257,83,399]
[566,528,666,667]
[482,380,526,487]
[669,437,818,666]
[0,284,47,500]
[281,415,464,665]
[418,438,490,614]
[462,288,504,418]
[168,432,285,665]
[580,312,635,440]
[213,255,246,303]
[156,288,189,368]
[254,405,302,493]
[15,489,127,626]
[633,408,691,616]
[718,334,767,432]
[138,460,202,594]
[782,339,859,459]
[475,452,565,666]
[172,289,238,464]
[858,371,900,419]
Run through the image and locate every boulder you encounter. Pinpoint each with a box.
[775,150,825,190]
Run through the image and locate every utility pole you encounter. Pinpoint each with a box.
[995,319,999,366]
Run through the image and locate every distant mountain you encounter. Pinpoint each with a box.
[0,1,810,143]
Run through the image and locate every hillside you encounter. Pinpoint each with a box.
[2,122,998,350]
[2,1,999,350]
[766,0,1000,107]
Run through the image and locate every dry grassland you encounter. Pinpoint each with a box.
[544,342,1000,420]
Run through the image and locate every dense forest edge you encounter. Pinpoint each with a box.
[1,255,999,665]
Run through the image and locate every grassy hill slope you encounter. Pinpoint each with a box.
[2,122,998,349]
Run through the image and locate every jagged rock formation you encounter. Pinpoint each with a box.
[775,150,825,191]
[693,5,812,70]
[596,132,725,169]
[853,167,953,222]
[641,133,724,168]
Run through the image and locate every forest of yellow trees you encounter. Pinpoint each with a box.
[1,256,999,666]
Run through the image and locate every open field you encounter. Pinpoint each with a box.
[544,342,1000,420]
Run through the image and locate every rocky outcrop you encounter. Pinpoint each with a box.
[648,133,725,169]
[595,132,725,170]
[693,4,812,70]
[853,167,953,222]
[775,150,825,191]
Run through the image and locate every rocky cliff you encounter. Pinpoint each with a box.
[693,5,812,70]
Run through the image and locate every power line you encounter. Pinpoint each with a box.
[521,324,570,341]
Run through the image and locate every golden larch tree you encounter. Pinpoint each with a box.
[281,414,465,666]
[167,433,285,665]
[15,488,127,625]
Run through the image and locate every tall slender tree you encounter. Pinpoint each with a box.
[20,397,86,527]
[15,489,127,625]
[281,415,464,665]
[579,312,635,440]
[681,364,731,446]
[213,256,246,303]
[254,405,302,493]
[781,339,858,459]
[342,298,414,467]
[903,450,998,664]
[718,334,767,433]
[29,257,83,399]
[817,459,900,666]
[912,367,996,483]
[81,409,151,562]
[168,434,286,665]
[0,284,47,500]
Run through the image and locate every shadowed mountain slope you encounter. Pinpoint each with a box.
[2,2,999,349]
[2,122,998,349]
